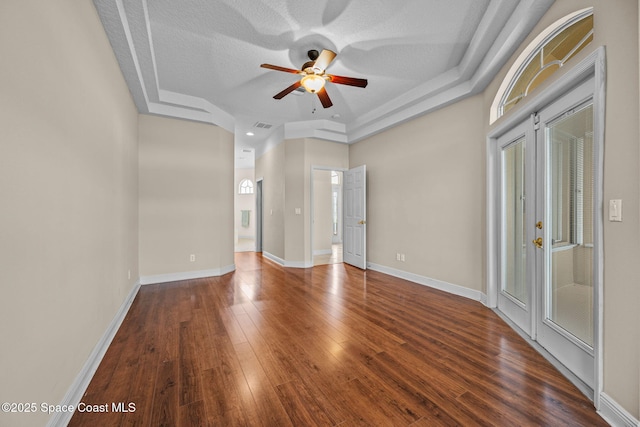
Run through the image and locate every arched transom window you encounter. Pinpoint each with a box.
[331,171,340,185]
[492,9,593,123]
[239,179,254,195]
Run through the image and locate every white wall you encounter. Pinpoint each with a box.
[0,1,139,426]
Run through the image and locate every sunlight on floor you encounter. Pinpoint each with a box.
[235,238,255,252]
[313,244,343,266]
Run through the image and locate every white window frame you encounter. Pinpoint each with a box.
[490,8,594,124]
[239,178,254,195]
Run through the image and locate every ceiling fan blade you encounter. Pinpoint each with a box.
[313,49,337,73]
[328,74,368,88]
[317,87,333,108]
[274,81,302,99]
[261,63,301,74]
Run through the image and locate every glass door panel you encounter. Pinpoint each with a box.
[502,139,527,305]
[545,103,594,347]
[536,79,596,391]
[497,120,533,336]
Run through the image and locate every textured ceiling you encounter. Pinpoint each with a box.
[94,0,554,165]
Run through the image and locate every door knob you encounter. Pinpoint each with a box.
[532,237,543,249]
[358,220,366,225]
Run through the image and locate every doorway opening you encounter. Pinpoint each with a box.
[313,169,343,266]
[234,171,256,252]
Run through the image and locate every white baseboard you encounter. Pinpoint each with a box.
[46,281,141,427]
[263,251,285,266]
[367,262,483,302]
[285,260,313,268]
[140,264,236,285]
[479,292,488,306]
[598,392,639,427]
[262,251,312,268]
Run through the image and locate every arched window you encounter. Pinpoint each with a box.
[491,9,593,123]
[239,179,254,195]
[331,171,340,185]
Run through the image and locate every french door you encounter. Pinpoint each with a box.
[498,77,597,392]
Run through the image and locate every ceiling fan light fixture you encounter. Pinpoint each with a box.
[300,74,326,93]
[261,49,366,108]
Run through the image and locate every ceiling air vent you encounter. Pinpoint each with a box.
[253,122,272,129]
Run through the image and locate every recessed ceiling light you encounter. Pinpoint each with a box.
[246,132,254,136]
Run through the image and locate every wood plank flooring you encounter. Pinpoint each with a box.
[69,252,608,426]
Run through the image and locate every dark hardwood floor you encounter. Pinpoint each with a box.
[69,252,607,426]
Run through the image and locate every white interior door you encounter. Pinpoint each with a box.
[343,165,366,269]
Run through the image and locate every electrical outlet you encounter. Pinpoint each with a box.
[190,254,196,262]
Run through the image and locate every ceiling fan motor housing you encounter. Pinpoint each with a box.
[302,61,317,73]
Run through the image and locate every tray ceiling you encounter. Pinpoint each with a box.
[94,0,553,159]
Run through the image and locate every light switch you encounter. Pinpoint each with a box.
[295,208,301,215]
[609,199,622,222]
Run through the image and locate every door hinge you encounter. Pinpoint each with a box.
[533,113,540,131]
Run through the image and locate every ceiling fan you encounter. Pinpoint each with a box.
[260,49,368,108]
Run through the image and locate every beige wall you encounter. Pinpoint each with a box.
[138,115,234,279]
[349,94,485,291]
[485,0,639,417]
[593,1,640,416]
[284,139,307,263]
[255,140,286,259]
[256,137,348,265]
[0,1,139,426]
